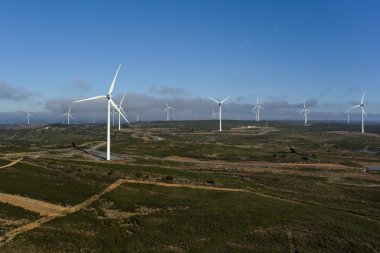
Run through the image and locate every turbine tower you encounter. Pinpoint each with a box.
[300,102,310,125]
[26,112,32,125]
[209,96,230,132]
[117,94,129,130]
[350,91,367,134]
[62,106,74,125]
[73,64,128,161]
[345,108,350,124]
[163,102,173,121]
[251,98,264,122]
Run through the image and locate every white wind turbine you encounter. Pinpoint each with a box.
[209,96,230,132]
[163,102,174,121]
[211,110,217,119]
[345,108,351,124]
[112,107,116,126]
[117,94,129,130]
[350,91,367,134]
[251,97,264,122]
[62,106,74,125]
[300,102,310,125]
[26,112,32,125]
[73,64,128,161]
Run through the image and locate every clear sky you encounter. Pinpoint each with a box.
[0,0,379,122]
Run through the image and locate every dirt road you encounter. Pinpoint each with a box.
[0,158,23,170]
[0,179,126,246]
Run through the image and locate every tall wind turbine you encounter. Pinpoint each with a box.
[345,108,350,124]
[73,64,128,161]
[62,106,74,125]
[26,112,32,125]
[251,98,264,122]
[117,94,129,130]
[163,102,173,121]
[300,102,310,125]
[209,96,230,132]
[350,91,367,134]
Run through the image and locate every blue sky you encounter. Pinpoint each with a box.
[0,0,379,122]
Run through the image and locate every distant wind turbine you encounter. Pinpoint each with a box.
[62,106,74,125]
[345,108,351,124]
[209,96,230,132]
[73,64,128,161]
[350,91,367,134]
[117,94,129,130]
[211,110,217,120]
[300,102,310,125]
[26,112,32,125]
[112,107,116,126]
[163,102,174,121]
[251,98,264,122]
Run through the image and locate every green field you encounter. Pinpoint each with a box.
[0,121,379,252]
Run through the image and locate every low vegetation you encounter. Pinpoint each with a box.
[0,121,379,252]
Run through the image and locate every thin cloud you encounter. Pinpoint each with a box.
[71,80,90,91]
[0,81,39,100]
[149,85,190,97]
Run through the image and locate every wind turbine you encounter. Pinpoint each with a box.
[211,110,217,119]
[26,112,32,125]
[73,64,128,161]
[112,107,116,126]
[209,96,230,132]
[62,106,74,125]
[300,102,310,125]
[163,102,173,121]
[345,108,350,124]
[350,91,367,134]
[251,98,264,122]
[117,94,129,130]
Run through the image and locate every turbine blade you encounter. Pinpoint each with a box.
[120,93,126,105]
[163,108,167,113]
[361,91,366,104]
[74,95,107,103]
[363,109,367,117]
[350,104,361,109]
[221,96,230,104]
[108,64,121,95]
[110,99,127,121]
[120,107,130,123]
[209,97,219,104]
